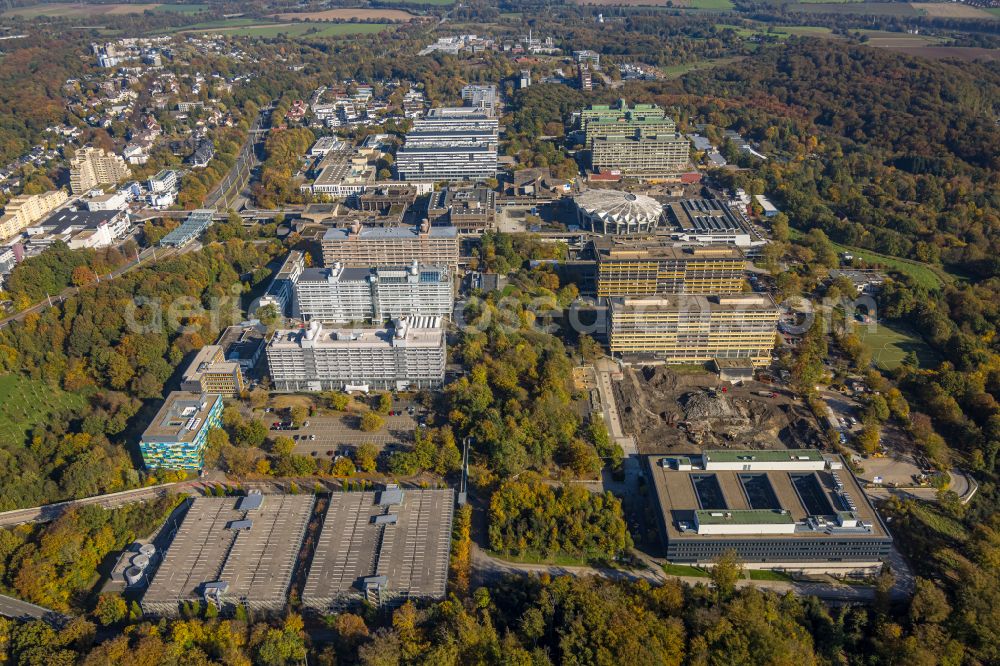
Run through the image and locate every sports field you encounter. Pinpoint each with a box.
[856,322,939,370]
[0,374,90,444]
[3,3,208,17]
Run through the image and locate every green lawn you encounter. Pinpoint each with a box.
[715,23,834,39]
[663,563,710,577]
[153,3,209,13]
[682,0,735,9]
[0,374,90,444]
[856,321,940,370]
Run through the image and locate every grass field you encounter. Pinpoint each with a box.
[856,321,940,370]
[663,563,710,577]
[716,23,834,39]
[3,3,208,17]
[180,21,394,38]
[788,2,922,16]
[912,2,998,19]
[0,374,90,444]
[274,8,419,22]
[573,0,734,7]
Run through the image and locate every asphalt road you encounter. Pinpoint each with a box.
[0,481,192,528]
[0,593,64,622]
[472,544,914,603]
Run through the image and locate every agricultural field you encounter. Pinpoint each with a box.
[0,374,90,444]
[273,8,420,22]
[856,321,940,370]
[788,2,922,16]
[572,0,734,8]
[911,2,998,18]
[381,0,455,5]
[3,2,207,17]
[179,21,395,38]
[889,45,1000,59]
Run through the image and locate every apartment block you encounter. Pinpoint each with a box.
[266,317,446,392]
[295,261,453,323]
[180,345,245,397]
[592,237,746,297]
[607,294,778,365]
[69,146,131,194]
[139,392,224,470]
[321,223,459,269]
[0,189,68,240]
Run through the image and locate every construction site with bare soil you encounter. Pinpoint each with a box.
[615,365,824,454]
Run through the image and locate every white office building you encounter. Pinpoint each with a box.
[395,107,498,182]
[266,317,446,392]
[295,261,453,323]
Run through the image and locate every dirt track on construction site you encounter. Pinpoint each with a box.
[615,366,823,454]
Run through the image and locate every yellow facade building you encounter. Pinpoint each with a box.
[0,189,69,240]
[593,238,746,297]
[607,294,779,365]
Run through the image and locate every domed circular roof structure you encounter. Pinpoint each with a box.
[574,189,664,235]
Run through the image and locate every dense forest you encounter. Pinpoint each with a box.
[0,240,279,510]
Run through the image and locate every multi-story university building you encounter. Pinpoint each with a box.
[69,146,131,194]
[581,100,690,177]
[295,261,453,323]
[648,450,892,573]
[425,186,496,233]
[409,106,498,133]
[266,317,446,392]
[592,237,746,297]
[321,223,459,269]
[580,99,676,146]
[591,134,690,178]
[180,345,245,397]
[0,189,68,240]
[139,392,223,470]
[607,294,779,365]
[396,107,498,182]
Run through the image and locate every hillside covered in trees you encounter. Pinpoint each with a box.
[0,240,279,510]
